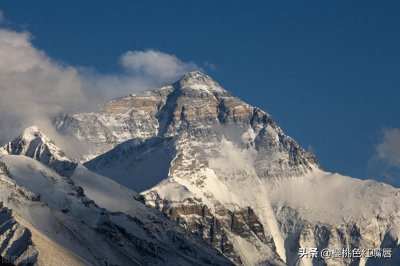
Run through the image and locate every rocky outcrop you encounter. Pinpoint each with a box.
[0,202,38,266]
[155,202,280,265]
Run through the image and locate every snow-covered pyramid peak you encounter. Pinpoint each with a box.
[174,71,227,94]
[0,126,77,176]
[1,126,65,158]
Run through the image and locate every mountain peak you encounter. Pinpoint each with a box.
[181,71,213,81]
[20,125,42,140]
[0,126,77,176]
[175,71,227,94]
[11,126,59,153]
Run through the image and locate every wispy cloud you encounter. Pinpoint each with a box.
[121,50,199,80]
[369,128,400,186]
[82,50,201,100]
[204,61,217,71]
[0,27,202,150]
[376,128,400,167]
[0,10,4,24]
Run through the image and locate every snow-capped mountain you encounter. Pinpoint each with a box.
[0,127,232,265]
[2,71,395,265]
[52,71,400,265]
[0,126,77,176]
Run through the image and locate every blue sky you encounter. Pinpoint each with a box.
[1,1,400,185]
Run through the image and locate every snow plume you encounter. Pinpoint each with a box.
[369,128,400,186]
[0,28,201,154]
[208,137,257,176]
[207,138,287,262]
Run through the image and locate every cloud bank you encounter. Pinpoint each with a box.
[0,28,201,146]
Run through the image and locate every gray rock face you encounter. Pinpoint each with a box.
[55,72,400,265]
[152,202,281,265]
[54,87,173,162]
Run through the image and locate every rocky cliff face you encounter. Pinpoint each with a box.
[54,87,173,162]
[55,72,400,265]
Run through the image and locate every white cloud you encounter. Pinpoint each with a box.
[79,67,151,102]
[0,28,202,152]
[121,50,199,80]
[81,50,201,101]
[376,128,400,167]
[0,29,87,143]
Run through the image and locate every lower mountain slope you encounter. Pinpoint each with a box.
[0,131,233,266]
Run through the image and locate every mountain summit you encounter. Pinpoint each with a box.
[174,71,228,94]
[50,72,400,265]
[55,71,319,175]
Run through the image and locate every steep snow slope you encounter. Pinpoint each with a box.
[71,165,141,214]
[85,137,176,191]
